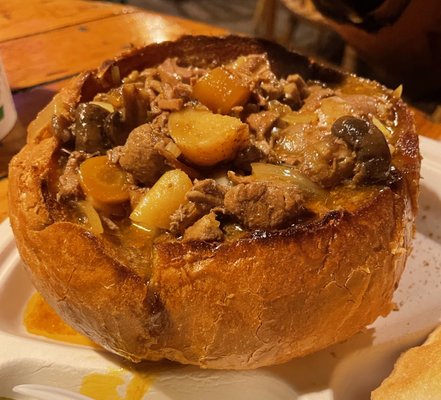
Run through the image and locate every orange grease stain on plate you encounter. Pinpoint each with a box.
[23,291,98,347]
[81,369,154,400]
[23,292,156,399]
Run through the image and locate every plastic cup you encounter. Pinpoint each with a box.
[0,57,17,141]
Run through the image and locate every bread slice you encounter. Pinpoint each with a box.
[8,35,420,369]
[372,325,441,399]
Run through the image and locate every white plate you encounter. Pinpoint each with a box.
[0,136,440,399]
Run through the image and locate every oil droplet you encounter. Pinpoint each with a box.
[80,369,154,400]
[127,373,154,399]
[81,370,125,400]
[23,292,98,348]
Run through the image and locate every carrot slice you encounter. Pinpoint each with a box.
[79,156,130,204]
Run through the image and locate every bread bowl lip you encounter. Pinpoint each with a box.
[89,33,407,96]
[43,34,405,131]
[71,226,147,285]
[32,184,395,269]
[76,34,352,104]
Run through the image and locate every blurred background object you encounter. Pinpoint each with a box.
[287,0,441,100]
[282,0,441,116]
[131,0,257,35]
[309,0,411,31]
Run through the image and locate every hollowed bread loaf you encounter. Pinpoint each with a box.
[8,35,420,369]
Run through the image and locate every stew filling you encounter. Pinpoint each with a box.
[50,53,401,273]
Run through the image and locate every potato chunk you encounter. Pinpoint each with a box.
[192,67,251,114]
[168,108,249,166]
[130,169,193,230]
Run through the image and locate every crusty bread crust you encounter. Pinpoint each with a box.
[372,325,441,399]
[8,35,420,369]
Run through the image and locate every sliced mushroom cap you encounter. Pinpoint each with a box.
[331,115,392,183]
[73,103,110,153]
[73,102,132,153]
[104,111,129,147]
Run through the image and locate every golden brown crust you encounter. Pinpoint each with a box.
[371,325,441,399]
[8,35,420,369]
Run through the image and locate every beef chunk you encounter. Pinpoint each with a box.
[157,58,200,86]
[283,74,309,109]
[227,55,309,109]
[246,110,279,139]
[57,151,89,200]
[157,98,183,111]
[301,85,335,112]
[224,182,305,229]
[183,212,224,242]
[229,54,276,86]
[227,170,254,185]
[286,74,309,97]
[225,54,283,106]
[151,58,202,112]
[186,179,226,209]
[272,123,356,187]
[169,179,227,235]
[169,202,202,235]
[114,116,171,186]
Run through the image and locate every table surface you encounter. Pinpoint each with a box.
[0,0,440,222]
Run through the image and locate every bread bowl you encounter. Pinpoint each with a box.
[8,35,420,369]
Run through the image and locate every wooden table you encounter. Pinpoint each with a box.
[0,0,440,222]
